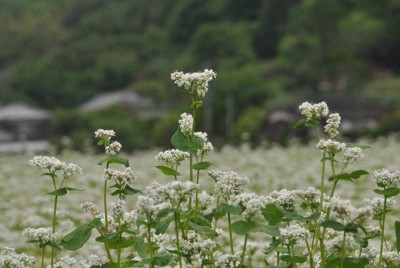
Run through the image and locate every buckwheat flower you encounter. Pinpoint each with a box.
[229,192,268,218]
[214,252,243,268]
[156,149,190,167]
[105,141,122,156]
[179,112,193,136]
[171,69,217,97]
[299,101,329,121]
[81,201,100,216]
[268,189,297,211]
[373,168,400,189]
[279,223,309,246]
[0,247,36,268]
[22,227,56,246]
[365,225,381,237]
[364,197,396,217]
[342,146,363,165]
[208,170,249,200]
[138,225,172,248]
[136,195,172,220]
[62,162,83,178]
[121,210,138,227]
[197,190,215,211]
[180,231,217,258]
[324,113,341,138]
[29,156,65,173]
[316,139,347,154]
[51,256,90,268]
[194,131,214,156]
[88,255,109,267]
[104,167,135,185]
[94,129,115,141]
[163,180,199,206]
[381,251,400,267]
[294,187,320,208]
[112,199,126,219]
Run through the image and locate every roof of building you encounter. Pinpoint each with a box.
[0,102,52,122]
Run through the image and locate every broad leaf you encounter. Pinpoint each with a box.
[329,170,369,182]
[280,254,308,264]
[152,252,173,266]
[320,220,345,231]
[221,203,243,215]
[231,220,258,235]
[188,221,217,236]
[343,257,369,268]
[47,187,83,196]
[192,161,213,170]
[61,225,93,250]
[374,187,400,198]
[171,129,190,151]
[155,166,181,176]
[254,222,280,236]
[98,156,129,167]
[261,204,284,225]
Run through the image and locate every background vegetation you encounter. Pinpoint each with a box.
[1,0,400,150]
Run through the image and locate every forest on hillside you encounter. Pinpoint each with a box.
[1,0,400,150]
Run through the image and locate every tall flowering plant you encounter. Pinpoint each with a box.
[3,70,400,268]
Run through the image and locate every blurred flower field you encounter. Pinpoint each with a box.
[1,134,400,260]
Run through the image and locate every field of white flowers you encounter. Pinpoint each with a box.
[1,134,400,260]
[3,69,400,268]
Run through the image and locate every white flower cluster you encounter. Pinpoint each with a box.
[342,146,363,165]
[22,227,56,244]
[324,113,341,138]
[229,192,268,218]
[294,187,320,207]
[194,132,214,156]
[279,223,309,245]
[326,196,371,224]
[197,190,215,211]
[298,101,329,121]
[208,170,249,200]
[138,225,172,249]
[94,129,115,141]
[316,139,346,153]
[107,201,137,229]
[156,149,190,167]
[0,247,35,268]
[112,199,126,219]
[214,252,243,268]
[373,168,400,189]
[179,113,194,136]
[268,189,298,210]
[29,156,83,177]
[105,141,122,156]
[81,201,100,216]
[104,167,135,185]
[180,231,217,258]
[171,69,217,97]
[364,197,396,217]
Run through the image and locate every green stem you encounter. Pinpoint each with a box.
[51,195,58,268]
[41,246,46,268]
[175,212,183,268]
[147,220,155,268]
[240,234,248,267]
[341,231,347,268]
[305,237,314,268]
[228,213,234,254]
[378,197,388,268]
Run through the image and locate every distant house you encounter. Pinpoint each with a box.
[0,102,52,153]
[78,89,166,119]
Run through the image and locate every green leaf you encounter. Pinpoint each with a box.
[263,239,282,255]
[152,252,173,266]
[108,237,137,249]
[122,184,141,195]
[156,215,174,234]
[231,220,258,235]
[343,257,369,268]
[282,210,321,222]
[155,166,181,176]
[60,224,93,250]
[95,232,119,243]
[261,204,284,225]
[374,187,400,198]
[171,128,190,151]
[192,135,205,151]
[280,254,308,264]
[221,203,243,215]
[320,220,345,231]
[192,161,213,170]
[47,187,83,196]
[98,156,130,167]
[396,221,400,253]
[192,101,203,109]
[304,120,319,127]
[188,221,217,236]
[329,170,369,182]
[293,119,306,128]
[255,222,280,236]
